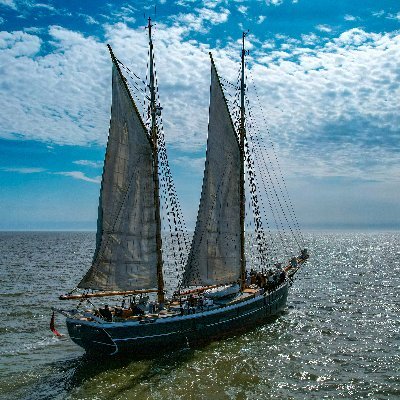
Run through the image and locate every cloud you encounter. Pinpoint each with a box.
[174,6,230,33]
[0,19,399,185]
[34,3,56,11]
[79,14,99,25]
[316,24,332,33]
[372,10,385,18]
[257,16,266,24]
[1,167,46,174]
[0,30,42,56]
[73,160,103,168]
[372,10,400,21]
[247,28,400,181]
[0,27,109,145]
[301,32,319,45]
[172,156,205,172]
[55,171,101,183]
[387,12,400,21]
[237,5,247,14]
[344,14,357,21]
[265,0,283,6]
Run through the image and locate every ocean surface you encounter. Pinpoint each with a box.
[0,231,399,400]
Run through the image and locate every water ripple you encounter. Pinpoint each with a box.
[0,231,399,399]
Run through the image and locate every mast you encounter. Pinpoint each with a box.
[239,31,247,290]
[148,17,165,303]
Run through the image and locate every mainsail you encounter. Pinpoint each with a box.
[182,56,241,286]
[79,56,158,291]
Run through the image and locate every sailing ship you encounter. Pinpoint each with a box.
[53,21,309,357]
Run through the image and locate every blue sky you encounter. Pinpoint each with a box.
[0,0,399,230]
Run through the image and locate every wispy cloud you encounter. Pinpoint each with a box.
[172,156,205,172]
[237,5,247,15]
[265,0,283,6]
[344,14,357,21]
[55,171,101,183]
[372,10,400,20]
[372,10,385,18]
[257,16,266,24]
[316,24,332,33]
[387,12,400,21]
[1,167,46,174]
[73,160,103,168]
[34,3,56,11]
[78,14,99,25]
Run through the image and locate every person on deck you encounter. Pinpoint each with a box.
[130,302,145,316]
[99,304,113,322]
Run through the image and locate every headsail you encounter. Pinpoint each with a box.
[182,55,241,286]
[78,50,158,291]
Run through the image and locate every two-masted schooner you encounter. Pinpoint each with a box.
[53,20,309,356]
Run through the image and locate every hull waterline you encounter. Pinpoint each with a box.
[66,283,289,357]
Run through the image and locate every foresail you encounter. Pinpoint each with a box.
[78,63,158,291]
[182,57,241,286]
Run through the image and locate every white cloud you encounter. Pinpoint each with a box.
[247,29,400,181]
[73,160,103,168]
[301,32,319,45]
[1,167,46,174]
[333,28,379,47]
[344,14,357,21]
[238,5,247,14]
[55,171,101,183]
[0,30,42,56]
[0,21,399,185]
[172,156,205,172]
[0,27,109,145]
[79,14,99,25]
[201,0,221,8]
[371,10,400,21]
[316,24,332,33]
[266,0,283,6]
[387,12,400,21]
[171,6,230,34]
[34,3,56,11]
[197,7,230,24]
[257,16,266,24]
[372,10,385,18]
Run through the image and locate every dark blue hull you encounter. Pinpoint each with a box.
[66,283,289,357]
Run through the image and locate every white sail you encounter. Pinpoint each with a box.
[78,63,158,291]
[182,57,241,286]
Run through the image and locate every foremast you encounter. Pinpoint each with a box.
[147,17,165,304]
[239,32,247,291]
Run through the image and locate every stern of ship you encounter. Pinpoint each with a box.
[66,318,118,356]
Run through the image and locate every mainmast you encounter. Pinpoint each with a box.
[239,31,247,290]
[148,17,165,303]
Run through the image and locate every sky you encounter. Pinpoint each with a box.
[0,0,399,231]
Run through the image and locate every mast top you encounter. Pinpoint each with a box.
[242,30,249,52]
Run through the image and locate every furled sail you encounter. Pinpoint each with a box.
[182,56,241,286]
[78,61,158,291]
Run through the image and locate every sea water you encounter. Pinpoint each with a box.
[0,231,399,400]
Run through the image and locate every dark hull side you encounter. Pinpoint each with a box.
[66,283,289,357]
